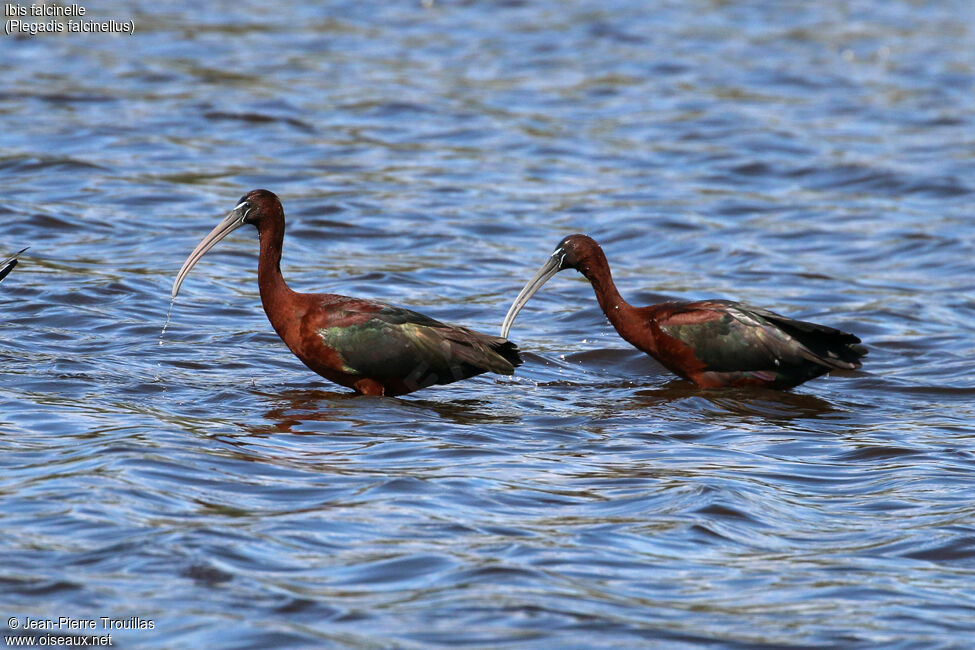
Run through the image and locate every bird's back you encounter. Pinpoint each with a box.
[290,294,522,395]
[647,300,866,388]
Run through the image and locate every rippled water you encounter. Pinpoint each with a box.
[2,1,974,647]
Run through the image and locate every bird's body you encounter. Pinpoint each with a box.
[258,290,519,396]
[609,299,864,388]
[172,190,520,396]
[501,234,865,390]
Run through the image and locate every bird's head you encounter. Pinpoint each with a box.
[500,233,603,339]
[171,189,283,299]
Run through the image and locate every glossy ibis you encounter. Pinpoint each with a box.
[501,234,866,389]
[172,190,521,396]
[0,247,28,283]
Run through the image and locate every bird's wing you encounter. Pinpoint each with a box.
[657,300,834,372]
[315,303,519,385]
[0,258,17,282]
[0,247,27,283]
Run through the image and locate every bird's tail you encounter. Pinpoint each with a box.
[762,312,867,370]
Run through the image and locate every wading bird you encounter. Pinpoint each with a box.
[501,234,865,389]
[172,190,521,396]
[0,248,28,283]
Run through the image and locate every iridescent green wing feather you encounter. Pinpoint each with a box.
[659,301,865,373]
[318,304,520,386]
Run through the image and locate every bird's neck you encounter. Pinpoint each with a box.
[256,218,299,338]
[578,251,643,346]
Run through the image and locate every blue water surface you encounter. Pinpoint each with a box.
[2,1,974,647]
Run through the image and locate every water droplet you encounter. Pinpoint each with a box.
[159,298,176,345]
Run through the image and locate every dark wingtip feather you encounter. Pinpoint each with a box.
[758,310,867,371]
[0,247,26,282]
[811,333,867,370]
[0,258,17,282]
[493,338,523,369]
[823,331,867,370]
[443,330,523,376]
[833,341,867,370]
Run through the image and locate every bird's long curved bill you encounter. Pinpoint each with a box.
[500,253,562,339]
[171,210,246,299]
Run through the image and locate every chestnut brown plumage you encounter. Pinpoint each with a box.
[501,234,865,389]
[172,190,520,396]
